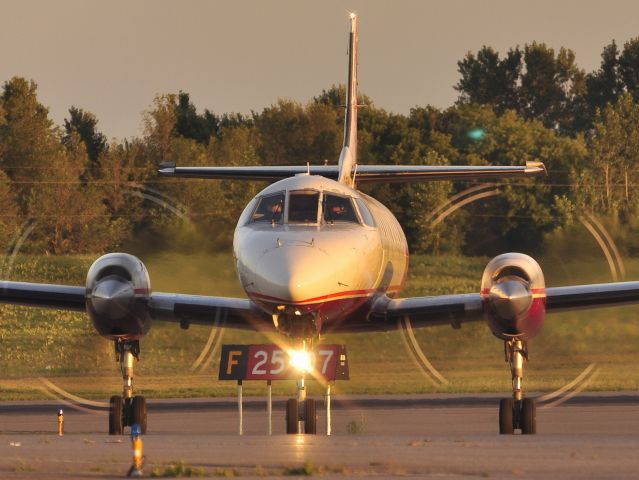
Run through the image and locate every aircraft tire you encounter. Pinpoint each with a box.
[109,395,124,435]
[131,396,147,434]
[286,399,299,434]
[304,398,317,434]
[499,398,514,434]
[520,398,536,434]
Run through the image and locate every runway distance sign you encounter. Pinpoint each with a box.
[218,344,349,381]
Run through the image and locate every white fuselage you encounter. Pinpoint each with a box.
[233,174,408,336]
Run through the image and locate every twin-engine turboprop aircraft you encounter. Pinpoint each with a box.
[2,14,639,435]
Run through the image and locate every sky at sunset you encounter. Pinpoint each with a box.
[3,0,639,139]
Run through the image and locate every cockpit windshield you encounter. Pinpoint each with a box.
[288,190,320,223]
[250,192,285,224]
[249,189,361,227]
[323,193,359,223]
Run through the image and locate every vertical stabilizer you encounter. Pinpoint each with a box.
[337,13,358,187]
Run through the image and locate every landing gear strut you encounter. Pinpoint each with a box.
[109,340,147,435]
[284,340,318,435]
[499,339,536,434]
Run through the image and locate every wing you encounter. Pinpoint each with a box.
[149,292,273,331]
[341,280,639,333]
[545,281,639,312]
[358,293,484,332]
[0,281,86,311]
[157,161,546,184]
[0,281,272,332]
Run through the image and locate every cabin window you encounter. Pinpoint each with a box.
[250,192,285,224]
[288,190,320,223]
[323,194,359,224]
[355,198,376,227]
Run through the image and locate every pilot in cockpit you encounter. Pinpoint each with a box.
[250,193,285,224]
[330,203,346,218]
[269,200,283,222]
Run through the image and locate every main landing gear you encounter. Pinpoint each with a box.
[499,339,536,435]
[109,340,147,435]
[285,378,318,434]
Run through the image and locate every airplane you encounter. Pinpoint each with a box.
[2,13,639,436]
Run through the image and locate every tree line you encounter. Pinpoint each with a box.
[1,37,639,257]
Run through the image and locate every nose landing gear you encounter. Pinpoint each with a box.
[499,339,536,435]
[109,340,147,435]
[285,378,318,434]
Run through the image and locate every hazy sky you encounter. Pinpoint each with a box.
[2,0,639,140]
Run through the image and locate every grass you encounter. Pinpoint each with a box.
[345,413,367,434]
[150,460,206,477]
[1,251,639,399]
[283,460,318,476]
[13,459,36,472]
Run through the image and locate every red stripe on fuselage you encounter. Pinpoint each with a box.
[247,285,402,305]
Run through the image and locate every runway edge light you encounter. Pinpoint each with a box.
[57,409,64,436]
[127,423,143,477]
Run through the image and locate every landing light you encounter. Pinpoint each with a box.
[289,349,312,372]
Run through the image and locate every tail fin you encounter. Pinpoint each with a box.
[337,13,358,187]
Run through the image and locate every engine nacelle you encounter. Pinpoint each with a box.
[480,253,546,340]
[86,253,152,340]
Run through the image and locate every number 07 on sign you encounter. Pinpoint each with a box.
[218,345,349,381]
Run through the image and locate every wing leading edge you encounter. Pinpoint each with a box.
[0,281,271,332]
[330,280,639,333]
[3,279,639,334]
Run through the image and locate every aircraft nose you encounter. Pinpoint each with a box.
[255,245,335,303]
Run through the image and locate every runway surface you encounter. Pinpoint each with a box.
[1,393,638,478]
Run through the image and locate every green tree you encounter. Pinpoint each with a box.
[588,92,639,216]
[439,104,586,253]
[144,94,177,164]
[619,38,639,101]
[455,43,588,134]
[95,138,152,250]
[63,106,107,168]
[456,46,522,113]
[586,41,623,119]
[254,99,341,166]
[0,102,6,161]
[0,77,58,209]
[519,43,587,133]
[175,92,219,145]
[0,170,20,252]
[27,132,115,254]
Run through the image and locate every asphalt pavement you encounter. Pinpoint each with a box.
[0,393,638,478]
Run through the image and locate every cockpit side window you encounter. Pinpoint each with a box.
[288,190,320,224]
[250,192,285,224]
[355,198,376,227]
[323,193,359,224]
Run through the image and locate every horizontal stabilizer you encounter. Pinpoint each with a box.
[353,161,546,183]
[158,161,546,183]
[158,163,340,181]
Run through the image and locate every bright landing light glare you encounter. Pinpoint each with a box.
[289,349,312,372]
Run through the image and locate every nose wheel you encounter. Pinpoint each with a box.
[285,379,317,434]
[499,339,536,434]
[108,341,147,435]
